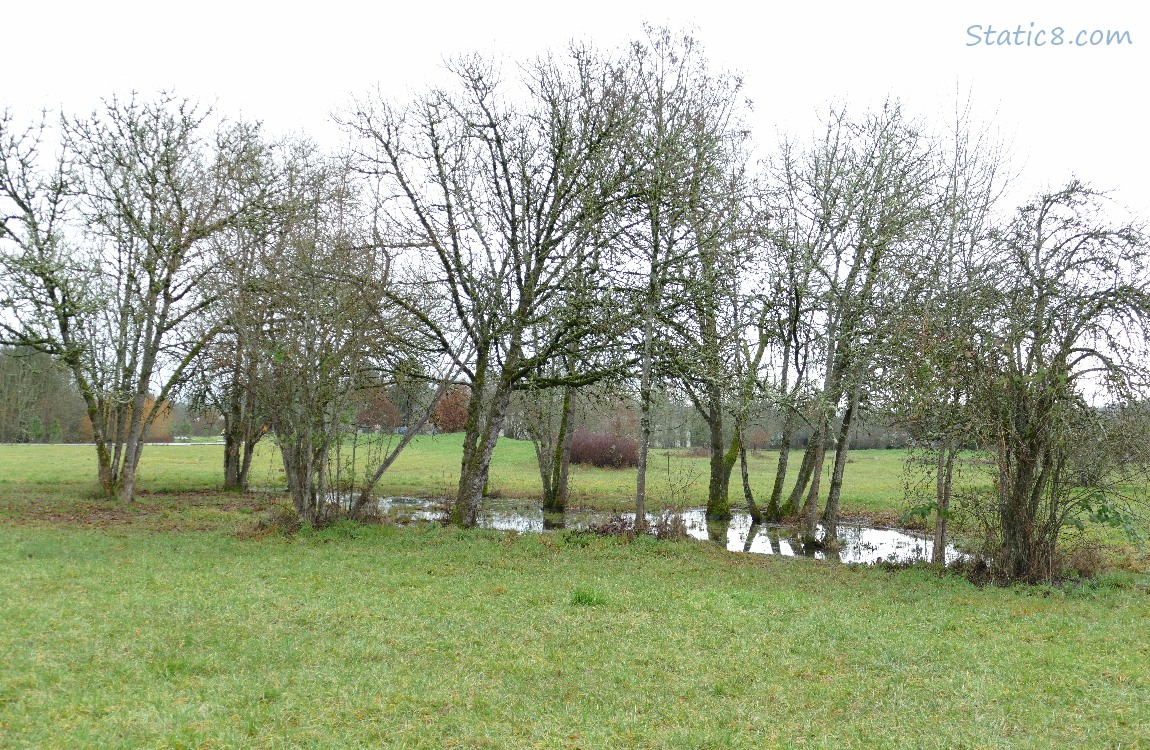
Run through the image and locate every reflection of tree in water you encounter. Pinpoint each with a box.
[743,523,759,553]
[765,526,783,556]
[372,497,956,564]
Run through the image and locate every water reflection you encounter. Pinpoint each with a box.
[669,509,964,564]
[376,497,962,565]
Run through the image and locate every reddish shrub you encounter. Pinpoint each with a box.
[743,428,772,451]
[356,389,401,430]
[432,385,471,433]
[570,430,638,469]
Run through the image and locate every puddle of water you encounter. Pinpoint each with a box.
[711,512,965,565]
[376,497,962,565]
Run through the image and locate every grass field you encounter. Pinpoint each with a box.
[2,515,1149,749]
[2,440,1149,747]
[0,436,955,518]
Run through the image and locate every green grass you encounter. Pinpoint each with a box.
[0,437,930,517]
[1,442,1148,746]
[1,521,1148,749]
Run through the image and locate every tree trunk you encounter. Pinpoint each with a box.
[452,358,514,527]
[223,404,256,489]
[239,436,258,490]
[558,407,573,509]
[932,440,957,564]
[738,422,761,524]
[116,389,151,503]
[997,437,1050,581]
[822,385,860,540]
[453,416,505,527]
[706,418,729,520]
[281,438,317,525]
[545,386,574,513]
[222,357,245,490]
[635,294,657,532]
[93,437,117,498]
[534,435,555,512]
[767,322,798,521]
[224,424,242,490]
[766,413,795,522]
[721,430,739,503]
[781,437,816,518]
[800,429,828,543]
[705,383,732,521]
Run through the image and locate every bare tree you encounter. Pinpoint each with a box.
[971,181,1150,581]
[0,96,266,500]
[191,159,284,491]
[758,163,822,521]
[769,102,938,543]
[667,181,766,522]
[884,102,1007,562]
[345,48,634,527]
[240,143,417,526]
[618,27,757,524]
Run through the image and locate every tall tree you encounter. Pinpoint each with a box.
[241,144,416,526]
[771,102,937,542]
[758,162,822,521]
[971,181,1150,581]
[346,48,634,527]
[191,153,284,491]
[0,96,266,500]
[619,27,757,524]
[884,102,1006,562]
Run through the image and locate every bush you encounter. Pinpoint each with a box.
[570,430,638,468]
[587,513,635,538]
[652,509,688,541]
[244,504,302,538]
[1059,544,1106,579]
[432,385,470,433]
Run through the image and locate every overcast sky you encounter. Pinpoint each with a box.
[7,0,1147,215]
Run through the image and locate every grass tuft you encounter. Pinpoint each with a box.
[569,587,608,606]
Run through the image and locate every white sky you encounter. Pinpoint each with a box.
[6,0,1147,216]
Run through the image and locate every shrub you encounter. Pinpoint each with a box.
[245,504,302,538]
[432,385,470,433]
[570,430,638,468]
[587,513,634,538]
[1060,544,1106,579]
[652,509,688,541]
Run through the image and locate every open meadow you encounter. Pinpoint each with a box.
[2,441,1150,748]
[0,436,961,519]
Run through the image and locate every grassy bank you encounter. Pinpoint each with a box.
[2,517,1149,749]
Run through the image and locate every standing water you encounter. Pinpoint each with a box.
[376,497,963,565]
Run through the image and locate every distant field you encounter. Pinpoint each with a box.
[0,436,960,518]
[7,438,1143,553]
